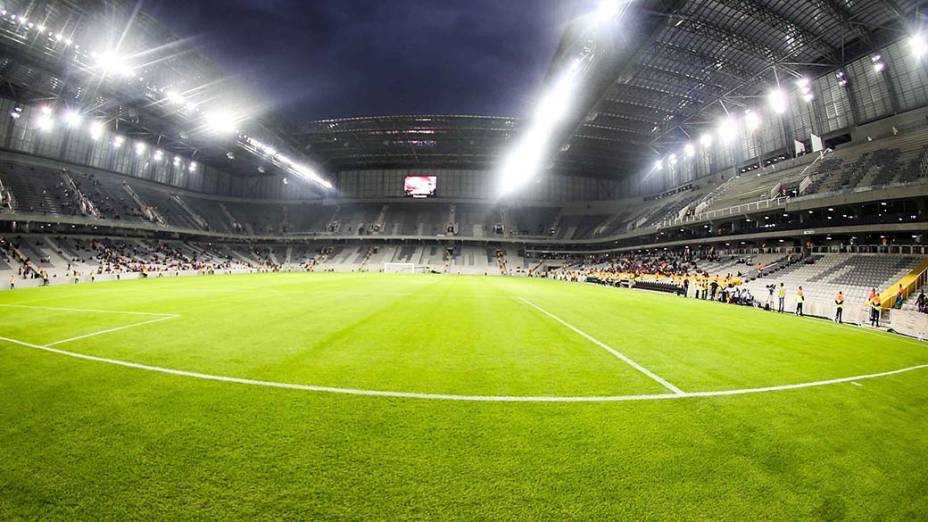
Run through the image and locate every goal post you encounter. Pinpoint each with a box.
[384,262,416,273]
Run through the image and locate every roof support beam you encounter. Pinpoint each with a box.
[649,41,753,85]
[712,0,841,64]
[675,18,786,64]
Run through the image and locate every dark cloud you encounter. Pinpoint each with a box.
[147,0,596,122]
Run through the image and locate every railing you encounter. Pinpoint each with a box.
[879,258,928,308]
[171,194,209,230]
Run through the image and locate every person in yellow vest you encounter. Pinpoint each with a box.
[778,283,786,313]
[870,293,882,328]
[795,286,805,316]
[834,291,845,324]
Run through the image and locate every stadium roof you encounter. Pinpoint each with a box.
[297,0,925,181]
[554,0,925,177]
[295,115,520,172]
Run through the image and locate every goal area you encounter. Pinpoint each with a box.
[384,262,416,273]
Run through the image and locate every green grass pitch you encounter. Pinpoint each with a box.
[2,273,928,519]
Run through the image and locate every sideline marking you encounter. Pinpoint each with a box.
[518,297,685,395]
[47,315,179,346]
[0,303,177,318]
[1,335,926,402]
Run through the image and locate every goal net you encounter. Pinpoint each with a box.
[384,262,416,273]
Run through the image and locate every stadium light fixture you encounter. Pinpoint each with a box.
[165,90,184,105]
[835,70,848,87]
[63,110,82,128]
[89,120,104,140]
[292,163,334,189]
[499,56,589,195]
[113,135,125,148]
[94,52,126,75]
[796,77,814,102]
[134,141,147,155]
[684,142,695,157]
[204,110,239,134]
[153,149,164,162]
[872,54,885,73]
[654,159,663,171]
[767,88,787,115]
[188,161,198,173]
[910,33,928,58]
[34,106,54,132]
[744,110,761,132]
[594,0,621,22]
[173,155,182,166]
[699,132,713,148]
[717,116,737,143]
[668,153,677,166]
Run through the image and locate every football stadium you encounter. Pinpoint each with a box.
[2,0,928,519]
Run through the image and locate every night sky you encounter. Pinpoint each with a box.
[148,0,597,122]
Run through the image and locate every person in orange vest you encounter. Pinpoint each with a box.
[795,286,805,316]
[834,291,845,324]
[870,293,882,328]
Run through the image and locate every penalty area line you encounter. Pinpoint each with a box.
[47,315,180,346]
[0,335,926,402]
[0,303,178,318]
[518,297,685,395]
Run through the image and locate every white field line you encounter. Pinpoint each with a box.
[1,335,927,402]
[518,297,685,395]
[0,303,177,318]
[47,315,179,346]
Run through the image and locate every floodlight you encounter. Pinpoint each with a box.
[134,141,147,155]
[63,110,82,128]
[153,149,164,161]
[767,88,787,114]
[113,135,125,148]
[699,133,713,148]
[654,159,663,170]
[668,153,677,165]
[166,90,184,104]
[35,114,53,132]
[188,161,198,172]
[594,0,620,22]
[910,33,928,58]
[40,105,52,116]
[717,116,737,143]
[95,52,122,71]
[204,110,238,134]
[684,143,695,157]
[89,120,104,140]
[744,110,761,131]
[173,156,182,166]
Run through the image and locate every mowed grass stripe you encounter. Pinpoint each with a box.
[514,278,928,391]
[2,337,928,520]
[0,274,666,396]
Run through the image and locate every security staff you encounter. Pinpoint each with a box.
[870,294,882,328]
[834,291,845,324]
